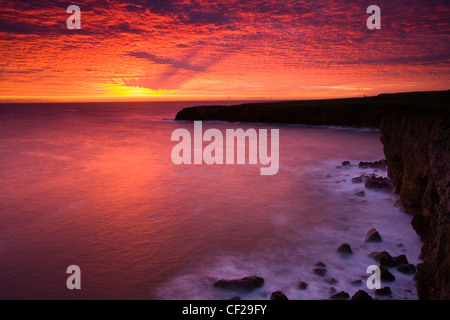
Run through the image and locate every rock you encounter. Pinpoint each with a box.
[313,268,327,277]
[298,281,308,290]
[342,161,351,167]
[375,287,392,296]
[213,276,264,292]
[354,189,365,197]
[337,243,353,256]
[351,279,363,286]
[315,261,326,267]
[324,278,338,285]
[358,160,387,169]
[379,256,395,268]
[230,296,241,300]
[397,264,417,275]
[369,251,392,262]
[364,176,393,192]
[379,266,396,282]
[351,290,373,300]
[394,254,409,265]
[351,176,364,183]
[329,287,337,294]
[365,228,382,242]
[329,291,350,300]
[381,254,409,268]
[270,291,289,300]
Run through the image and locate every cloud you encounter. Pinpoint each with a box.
[0,0,449,99]
[124,50,227,90]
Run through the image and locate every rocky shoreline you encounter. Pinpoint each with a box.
[175,90,450,299]
[210,160,417,300]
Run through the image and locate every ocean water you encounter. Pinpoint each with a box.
[0,101,422,300]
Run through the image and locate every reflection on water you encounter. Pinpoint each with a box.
[0,102,421,299]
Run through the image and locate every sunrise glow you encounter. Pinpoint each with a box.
[1,0,449,102]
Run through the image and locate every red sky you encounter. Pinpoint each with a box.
[0,0,449,102]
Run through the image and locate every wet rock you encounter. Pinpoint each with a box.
[381,254,409,268]
[365,228,382,242]
[359,160,387,169]
[313,268,327,277]
[298,281,308,290]
[394,254,409,265]
[324,278,338,285]
[369,251,392,262]
[337,243,353,256]
[230,296,242,300]
[375,287,392,296]
[213,276,264,292]
[354,189,365,197]
[329,291,350,300]
[352,173,368,182]
[351,279,363,286]
[270,291,289,300]
[364,177,393,192]
[397,264,417,275]
[342,161,351,167]
[352,176,364,183]
[329,287,337,294]
[379,266,396,282]
[351,290,373,300]
[315,261,326,267]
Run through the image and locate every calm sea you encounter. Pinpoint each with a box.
[0,101,421,299]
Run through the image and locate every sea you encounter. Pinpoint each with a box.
[0,101,422,299]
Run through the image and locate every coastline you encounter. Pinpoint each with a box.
[174,90,450,299]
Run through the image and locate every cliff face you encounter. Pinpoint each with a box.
[381,111,450,300]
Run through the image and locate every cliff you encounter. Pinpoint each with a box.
[175,90,450,299]
[381,108,450,300]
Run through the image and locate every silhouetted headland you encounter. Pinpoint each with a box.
[175,90,449,128]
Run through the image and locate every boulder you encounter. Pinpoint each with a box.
[213,276,264,292]
[379,266,396,282]
[381,254,409,268]
[351,176,364,183]
[393,254,409,265]
[375,287,392,296]
[397,264,417,275]
[342,161,352,167]
[337,243,353,256]
[324,278,338,285]
[313,268,327,277]
[298,281,308,290]
[358,160,387,169]
[364,177,393,192]
[329,291,350,300]
[369,251,392,262]
[351,290,373,300]
[365,228,382,242]
[270,291,289,300]
[355,190,365,197]
[315,261,326,267]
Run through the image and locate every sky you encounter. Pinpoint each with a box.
[0,0,449,102]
